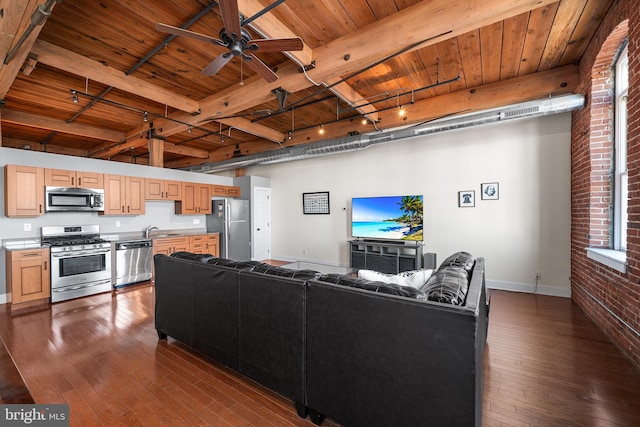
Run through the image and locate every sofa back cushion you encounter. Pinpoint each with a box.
[439,251,474,272]
[420,252,475,305]
[317,274,426,299]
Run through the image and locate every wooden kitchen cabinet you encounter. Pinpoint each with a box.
[4,164,45,217]
[145,178,182,201]
[6,248,51,306]
[103,174,145,215]
[189,233,219,256]
[45,169,103,189]
[211,184,241,198]
[175,182,212,214]
[151,236,190,279]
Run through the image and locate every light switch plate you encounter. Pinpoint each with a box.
[23,223,31,232]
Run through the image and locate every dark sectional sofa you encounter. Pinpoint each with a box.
[153,251,489,427]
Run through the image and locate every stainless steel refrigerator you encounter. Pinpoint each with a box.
[206,199,251,261]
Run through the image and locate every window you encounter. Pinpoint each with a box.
[614,44,628,251]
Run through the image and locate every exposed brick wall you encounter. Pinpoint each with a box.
[571,0,640,366]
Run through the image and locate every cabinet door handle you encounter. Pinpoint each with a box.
[128,206,130,213]
[44,261,48,271]
[78,177,81,186]
[121,206,125,213]
[39,204,43,214]
[72,176,75,186]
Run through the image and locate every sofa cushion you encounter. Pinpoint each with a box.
[421,265,470,305]
[170,252,217,263]
[358,269,433,289]
[439,251,474,273]
[318,274,426,299]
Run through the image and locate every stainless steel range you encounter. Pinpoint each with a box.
[41,225,112,303]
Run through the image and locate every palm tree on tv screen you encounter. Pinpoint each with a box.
[397,196,423,230]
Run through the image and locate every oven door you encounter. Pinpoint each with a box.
[51,248,112,289]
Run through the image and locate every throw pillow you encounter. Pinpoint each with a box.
[358,269,433,289]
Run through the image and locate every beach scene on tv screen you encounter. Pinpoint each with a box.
[352,195,423,241]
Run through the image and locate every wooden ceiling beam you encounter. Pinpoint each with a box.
[1,109,125,142]
[31,40,200,114]
[2,137,86,156]
[163,141,209,159]
[154,0,558,138]
[0,1,59,98]
[215,117,284,143]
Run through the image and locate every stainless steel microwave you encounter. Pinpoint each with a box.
[45,186,105,212]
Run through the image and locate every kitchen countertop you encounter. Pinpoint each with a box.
[2,229,218,250]
[2,239,47,251]
[101,228,214,242]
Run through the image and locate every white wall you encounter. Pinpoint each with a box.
[0,148,234,301]
[249,113,572,297]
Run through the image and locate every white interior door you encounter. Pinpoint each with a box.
[253,187,271,261]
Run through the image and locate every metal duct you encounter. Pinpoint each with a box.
[189,94,584,174]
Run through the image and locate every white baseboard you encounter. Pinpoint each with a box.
[486,279,571,298]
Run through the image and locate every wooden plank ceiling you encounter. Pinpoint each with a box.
[0,0,612,170]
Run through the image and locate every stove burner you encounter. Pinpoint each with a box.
[46,237,108,247]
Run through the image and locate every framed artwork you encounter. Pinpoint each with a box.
[303,191,330,214]
[481,182,499,200]
[458,190,475,207]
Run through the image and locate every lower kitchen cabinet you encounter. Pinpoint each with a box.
[6,248,51,306]
[189,233,219,257]
[151,236,190,280]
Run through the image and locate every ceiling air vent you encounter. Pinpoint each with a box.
[501,105,540,119]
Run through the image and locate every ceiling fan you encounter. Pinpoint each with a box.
[156,0,303,83]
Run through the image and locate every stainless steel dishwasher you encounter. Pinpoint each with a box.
[112,239,153,287]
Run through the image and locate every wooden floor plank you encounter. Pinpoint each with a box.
[2,285,640,426]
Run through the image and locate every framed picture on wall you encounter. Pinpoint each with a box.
[481,182,499,200]
[458,190,475,207]
[303,191,330,214]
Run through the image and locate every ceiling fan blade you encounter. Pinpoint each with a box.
[244,54,278,83]
[156,23,223,45]
[248,38,303,52]
[202,53,232,76]
[218,0,242,41]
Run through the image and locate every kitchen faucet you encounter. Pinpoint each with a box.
[144,226,159,239]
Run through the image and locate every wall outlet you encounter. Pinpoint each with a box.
[23,223,31,232]
[115,221,121,227]
[302,249,307,255]
[535,272,542,281]
[193,218,200,225]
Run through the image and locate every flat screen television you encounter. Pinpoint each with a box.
[351,195,423,241]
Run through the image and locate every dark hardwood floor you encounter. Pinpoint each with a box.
[1,284,640,426]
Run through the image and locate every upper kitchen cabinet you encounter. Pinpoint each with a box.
[103,174,145,215]
[212,184,241,198]
[45,169,104,189]
[175,182,211,214]
[145,178,182,201]
[5,165,45,217]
